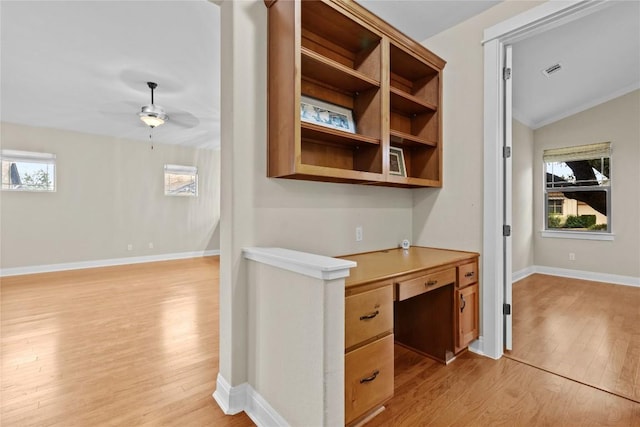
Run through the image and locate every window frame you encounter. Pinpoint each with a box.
[164,164,198,197]
[1,149,56,192]
[541,143,612,240]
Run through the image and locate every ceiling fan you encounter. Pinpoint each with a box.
[139,81,168,128]
[99,81,201,130]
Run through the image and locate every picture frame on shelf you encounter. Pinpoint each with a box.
[300,95,356,134]
[389,147,406,177]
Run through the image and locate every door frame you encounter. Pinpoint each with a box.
[480,0,613,359]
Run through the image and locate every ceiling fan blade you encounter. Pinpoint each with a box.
[168,110,200,129]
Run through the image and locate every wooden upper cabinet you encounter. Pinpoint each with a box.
[265,0,445,187]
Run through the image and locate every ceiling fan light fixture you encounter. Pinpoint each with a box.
[139,104,168,128]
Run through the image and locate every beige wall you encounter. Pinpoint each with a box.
[512,119,535,273]
[218,0,413,388]
[0,122,220,270]
[413,1,541,253]
[533,90,640,277]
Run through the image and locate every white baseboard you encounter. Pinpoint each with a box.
[467,336,502,360]
[513,265,639,288]
[512,266,536,283]
[212,373,289,427]
[245,384,290,427]
[212,373,247,415]
[0,250,220,277]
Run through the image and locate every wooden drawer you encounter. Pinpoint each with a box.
[396,268,455,301]
[345,334,394,425]
[457,261,478,288]
[345,285,393,349]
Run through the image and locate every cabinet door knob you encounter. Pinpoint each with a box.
[359,370,380,384]
[359,310,379,321]
[465,272,475,278]
[460,294,466,312]
[426,280,437,287]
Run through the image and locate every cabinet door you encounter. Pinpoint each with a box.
[456,283,479,350]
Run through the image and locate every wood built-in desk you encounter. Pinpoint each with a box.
[338,247,480,425]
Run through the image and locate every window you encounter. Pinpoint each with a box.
[547,198,563,215]
[164,164,198,196]
[544,142,610,233]
[1,150,56,192]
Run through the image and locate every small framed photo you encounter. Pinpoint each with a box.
[389,147,406,177]
[300,96,355,133]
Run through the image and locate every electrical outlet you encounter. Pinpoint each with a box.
[127,244,133,251]
[148,242,154,249]
[569,252,575,261]
[355,226,363,242]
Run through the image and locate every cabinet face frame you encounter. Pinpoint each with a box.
[265,0,445,188]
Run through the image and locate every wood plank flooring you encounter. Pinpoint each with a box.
[2,260,638,426]
[367,346,639,427]
[1,257,252,426]
[507,274,640,403]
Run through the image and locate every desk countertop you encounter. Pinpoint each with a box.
[338,246,479,288]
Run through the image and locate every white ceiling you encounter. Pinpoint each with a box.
[356,0,501,41]
[512,1,640,129]
[1,1,638,150]
[1,1,220,149]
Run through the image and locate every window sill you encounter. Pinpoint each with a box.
[540,230,614,241]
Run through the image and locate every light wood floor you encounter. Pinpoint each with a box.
[1,257,252,426]
[2,259,639,426]
[507,274,640,403]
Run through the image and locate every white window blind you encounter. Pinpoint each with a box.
[1,149,56,192]
[543,142,611,163]
[164,164,197,175]
[164,164,198,196]
[1,149,56,163]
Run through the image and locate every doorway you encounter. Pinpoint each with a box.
[481,0,617,360]
[484,0,640,403]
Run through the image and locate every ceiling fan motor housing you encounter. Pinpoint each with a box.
[139,82,168,128]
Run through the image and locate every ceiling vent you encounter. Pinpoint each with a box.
[542,63,562,77]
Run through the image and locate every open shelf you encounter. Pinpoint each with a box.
[302,48,380,93]
[390,129,437,147]
[301,1,381,82]
[266,0,444,188]
[301,122,380,147]
[390,43,440,107]
[390,87,437,115]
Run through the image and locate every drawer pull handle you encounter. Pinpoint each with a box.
[426,280,438,287]
[359,310,379,321]
[359,370,380,384]
[460,294,466,312]
[465,272,475,278]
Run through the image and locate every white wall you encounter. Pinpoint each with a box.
[533,90,640,277]
[218,0,413,392]
[246,261,345,426]
[413,1,541,254]
[512,119,534,273]
[0,122,220,270]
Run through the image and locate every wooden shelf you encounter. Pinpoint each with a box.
[301,122,380,147]
[390,129,437,147]
[390,87,437,115]
[266,0,445,188]
[302,47,380,93]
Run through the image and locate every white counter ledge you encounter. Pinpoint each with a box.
[242,247,356,280]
